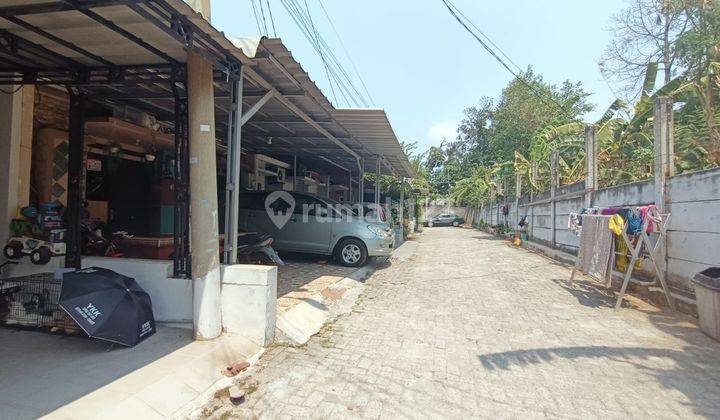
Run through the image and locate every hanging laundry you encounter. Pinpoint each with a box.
[607,212,643,272]
[568,212,582,236]
[601,207,620,216]
[608,214,625,236]
[618,208,643,234]
[615,235,630,272]
[640,205,658,233]
[577,215,614,283]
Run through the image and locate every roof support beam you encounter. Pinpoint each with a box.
[0,0,122,17]
[270,87,360,160]
[319,155,350,172]
[67,0,179,65]
[0,27,85,69]
[0,15,114,66]
[240,90,273,126]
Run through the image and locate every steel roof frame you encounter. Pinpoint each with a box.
[0,0,241,85]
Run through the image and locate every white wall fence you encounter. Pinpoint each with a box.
[467,98,719,302]
[469,165,720,299]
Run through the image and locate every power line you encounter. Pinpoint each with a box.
[303,0,340,106]
[249,0,264,35]
[279,0,370,107]
[440,0,574,119]
[444,0,523,74]
[258,0,269,36]
[265,0,277,37]
[297,0,366,106]
[317,0,376,107]
[283,0,343,105]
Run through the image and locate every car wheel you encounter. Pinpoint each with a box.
[30,246,52,265]
[335,238,367,267]
[452,221,459,227]
[3,243,23,259]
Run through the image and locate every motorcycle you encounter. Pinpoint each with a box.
[235,232,284,266]
[81,220,132,257]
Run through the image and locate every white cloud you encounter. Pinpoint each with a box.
[426,121,457,147]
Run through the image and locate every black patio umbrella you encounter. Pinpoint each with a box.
[59,267,156,347]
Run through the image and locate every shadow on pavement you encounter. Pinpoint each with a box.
[476,307,720,417]
[471,235,509,242]
[478,345,682,371]
[551,278,637,309]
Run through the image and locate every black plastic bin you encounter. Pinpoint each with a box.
[692,267,720,341]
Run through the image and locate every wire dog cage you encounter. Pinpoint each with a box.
[0,272,79,333]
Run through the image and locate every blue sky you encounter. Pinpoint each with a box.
[213,0,627,154]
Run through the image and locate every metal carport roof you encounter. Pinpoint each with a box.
[333,108,414,178]
[0,0,413,179]
[226,36,414,178]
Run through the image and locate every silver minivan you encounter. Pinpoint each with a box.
[238,191,394,266]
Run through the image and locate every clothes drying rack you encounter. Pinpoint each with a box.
[569,207,674,310]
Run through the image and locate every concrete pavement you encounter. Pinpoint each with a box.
[202,227,720,419]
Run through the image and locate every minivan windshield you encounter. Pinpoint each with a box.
[317,196,386,223]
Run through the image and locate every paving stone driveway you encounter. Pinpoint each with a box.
[276,256,356,314]
[207,227,720,419]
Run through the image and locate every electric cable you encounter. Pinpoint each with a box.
[280,0,366,107]
[281,0,368,106]
[317,0,376,106]
[265,0,278,37]
[440,0,574,119]
[249,0,264,35]
[258,0,269,36]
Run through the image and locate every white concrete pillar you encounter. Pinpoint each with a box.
[187,50,221,340]
[18,87,34,208]
[653,96,674,277]
[654,97,674,213]
[585,124,598,208]
[221,264,277,346]
[0,89,23,247]
[399,178,404,224]
[374,156,381,207]
[515,172,522,228]
[550,150,559,248]
[530,161,537,239]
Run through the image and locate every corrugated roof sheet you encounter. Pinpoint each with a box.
[0,1,413,178]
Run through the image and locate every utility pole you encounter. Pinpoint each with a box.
[187,0,221,340]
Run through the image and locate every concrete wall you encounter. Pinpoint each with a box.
[81,257,193,324]
[666,168,720,294]
[472,167,720,299]
[77,259,279,345]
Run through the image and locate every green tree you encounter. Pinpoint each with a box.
[487,68,593,166]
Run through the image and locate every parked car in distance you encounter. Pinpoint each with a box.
[237,191,394,267]
[424,213,465,227]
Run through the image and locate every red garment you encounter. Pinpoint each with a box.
[639,205,656,233]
